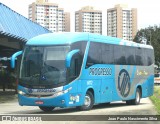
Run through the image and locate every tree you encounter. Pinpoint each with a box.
[133,25,160,66]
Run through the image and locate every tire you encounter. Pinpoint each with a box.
[126,100,132,105]
[77,91,94,111]
[131,88,141,105]
[126,88,141,105]
[39,106,55,112]
[105,102,110,105]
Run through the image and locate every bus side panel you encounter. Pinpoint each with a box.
[114,65,154,101]
[148,76,154,96]
[141,75,154,98]
[81,64,119,104]
[81,79,101,104]
[114,65,137,101]
[63,80,83,107]
[68,78,102,106]
[101,79,113,103]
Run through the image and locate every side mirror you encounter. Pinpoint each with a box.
[11,51,23,69]
[65,49,80,68]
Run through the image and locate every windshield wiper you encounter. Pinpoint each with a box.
[29,73,40,82]
[31,74,40,77]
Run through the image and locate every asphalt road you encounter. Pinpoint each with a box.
[0,97,157,115]
[0,97,159,124]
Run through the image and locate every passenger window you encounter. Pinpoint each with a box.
[135,47,143,65]
[125,46,135,65]
[114,45,126,65]
[101,44,114,64]
[86,42,101,68]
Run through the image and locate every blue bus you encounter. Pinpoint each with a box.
[11,32,154,112]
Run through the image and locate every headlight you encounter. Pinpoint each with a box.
[63,87,72,93]
[52,87,72,98]
[18,90,26,95]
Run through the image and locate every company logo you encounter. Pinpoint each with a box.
[37,89,56,92]
[118,69,131,97]
[28,88,56,94]
[41,75,46,80]
[28,88,33,94]
[89,67,112,76]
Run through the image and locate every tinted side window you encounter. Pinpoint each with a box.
[70,41,87,73]
[68,41,87,82]
[135,47,143,65]
[146,49,154,66]
[71,41,87,56]
[125,46,135,65]
[101,44,114,64]
[114,45,126,65]
[143,49,148,66]
[86,42,101,68]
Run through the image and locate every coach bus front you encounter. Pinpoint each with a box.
[15,41,86,111]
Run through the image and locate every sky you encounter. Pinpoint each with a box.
[0,0,160,35]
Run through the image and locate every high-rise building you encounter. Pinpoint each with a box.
[107,4,137,41]
[64,12,70,32]
[75,6,102,34]
[28,0,70,32]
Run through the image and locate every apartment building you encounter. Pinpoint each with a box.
[28,0,70,32]
[75,6,102,34]
[64,12,70,32]
[107,4,137,41]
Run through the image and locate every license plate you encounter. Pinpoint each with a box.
[35,101,44,105]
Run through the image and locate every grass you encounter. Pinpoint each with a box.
[150,86,160,114]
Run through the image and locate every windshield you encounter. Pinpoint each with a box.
[19,45,70,88]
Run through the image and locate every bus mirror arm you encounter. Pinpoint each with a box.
[65,49,80,68]
[11,51,23,69]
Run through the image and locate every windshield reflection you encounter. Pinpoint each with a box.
[19,46,70,87]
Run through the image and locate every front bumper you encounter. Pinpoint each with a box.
[18,93,69,107]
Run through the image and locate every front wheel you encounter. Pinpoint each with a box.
[77,91,94,111]
[39,106,55,112]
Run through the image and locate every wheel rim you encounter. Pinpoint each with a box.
[136,91,140,103]
[84,95,91,107]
